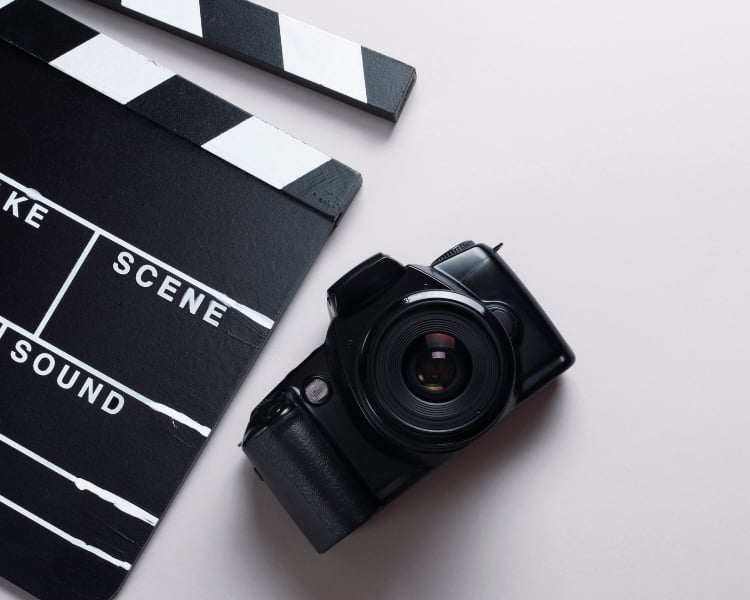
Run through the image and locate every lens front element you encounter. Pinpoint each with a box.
[405,333,471,402]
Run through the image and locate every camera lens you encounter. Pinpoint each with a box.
[361,299,515,453]
[404,333,471,402]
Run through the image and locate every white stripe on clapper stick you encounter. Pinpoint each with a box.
[278,14,368,102]
[0,433,158,526]
[36,232,99,337]
[0,171,274,330]
[202,116,329,190]
[50,34,173,105]
[122,0,203,37]
[0,493,132,570]
[0,316,212,437]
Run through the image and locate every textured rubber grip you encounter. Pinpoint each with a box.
[243,404,378,553]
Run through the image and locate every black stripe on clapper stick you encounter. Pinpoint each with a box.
[88,0,417,122]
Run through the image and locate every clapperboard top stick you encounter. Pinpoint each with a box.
[0,1,361,598]
[0,0,362,218]
[87,0,417,122]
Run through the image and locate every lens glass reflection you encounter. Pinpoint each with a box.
[404,333,470,401]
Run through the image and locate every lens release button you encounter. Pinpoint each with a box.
[490,306,519,339]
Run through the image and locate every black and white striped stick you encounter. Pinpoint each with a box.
[0,0,362,220]
[88,0,417,122]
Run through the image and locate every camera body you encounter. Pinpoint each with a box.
[242,242,574,552]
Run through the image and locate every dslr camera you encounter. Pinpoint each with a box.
[242,242,574,552]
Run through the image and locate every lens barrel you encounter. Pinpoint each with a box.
[361,298,515,453]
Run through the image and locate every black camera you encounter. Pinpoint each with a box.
[242,242,574,552]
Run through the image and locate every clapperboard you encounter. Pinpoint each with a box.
[0,1,361,599]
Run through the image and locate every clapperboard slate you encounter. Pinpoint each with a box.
[0,1,361,598]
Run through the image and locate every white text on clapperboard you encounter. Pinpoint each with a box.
[3,190,48,228]
[3,179,234,420]
[3,187,124,414]
[10,341,125,414]
[113,252,228,327]
[3,187,228,328]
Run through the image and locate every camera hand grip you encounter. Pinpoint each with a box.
[243,403,378,553]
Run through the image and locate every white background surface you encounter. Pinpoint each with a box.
[3,1,750,598]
